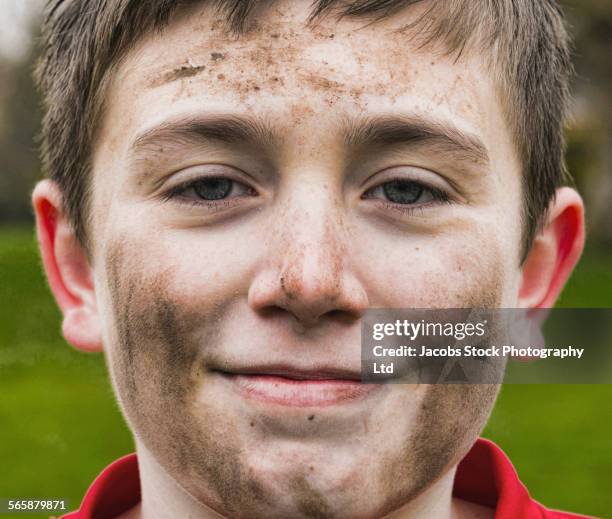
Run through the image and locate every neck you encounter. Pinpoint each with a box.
[135,442,225,519]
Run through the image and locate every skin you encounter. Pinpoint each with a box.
[32,1,585,518]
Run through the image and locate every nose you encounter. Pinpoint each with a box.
[248,193,368,328]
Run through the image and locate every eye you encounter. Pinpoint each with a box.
[193,178,233,200]
[165,176,256,204]
[382,180,426,204]
[363,179,447,206]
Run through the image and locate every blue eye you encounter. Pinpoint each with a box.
[382,180,424,204]
[165,175,256,205]
[364,179,447,205]
[192,178,232,200]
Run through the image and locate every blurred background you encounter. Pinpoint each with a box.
[0,0,610,517]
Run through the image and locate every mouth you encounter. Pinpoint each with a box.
[214,365,378,407]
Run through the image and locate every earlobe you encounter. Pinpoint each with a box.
[518,187,585,308]
[62,306,103,352]
[32,180,103,352]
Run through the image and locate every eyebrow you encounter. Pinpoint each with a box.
[342,115,490,167]
[128,113,490,173]
[128,114,277,162]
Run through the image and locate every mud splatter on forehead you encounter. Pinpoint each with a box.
[148,62,207,89]
[130,1,449,112]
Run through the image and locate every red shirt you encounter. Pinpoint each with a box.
[62,438,595,519]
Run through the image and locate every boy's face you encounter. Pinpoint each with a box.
[89,2,524,517]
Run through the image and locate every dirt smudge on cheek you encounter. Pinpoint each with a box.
[105,240,197,409]
[373,251,505,515]
[106,241,139,400]
[411,384,498,487]
[376,383,499,516]
[104,239,272,516]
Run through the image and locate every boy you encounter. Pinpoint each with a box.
[32,1,588,517]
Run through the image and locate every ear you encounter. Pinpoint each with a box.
[518,187,585,309]
[32,180,103,352]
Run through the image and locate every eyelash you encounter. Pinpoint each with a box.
[161,176,452,214]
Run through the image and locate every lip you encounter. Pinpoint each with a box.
[216,365,378,407]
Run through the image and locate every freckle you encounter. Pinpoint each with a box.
[253,85,260,91]
[250,421,255,427]
[271,33,280,39]
[308,415,315,421]
[217,73,225,80]
[309,466,314,471]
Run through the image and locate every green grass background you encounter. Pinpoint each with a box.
[0,226,611,518]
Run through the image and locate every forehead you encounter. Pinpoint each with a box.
[104,1,499,138]
[137,2,441,89]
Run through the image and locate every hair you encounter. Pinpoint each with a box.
[35,0,573,259]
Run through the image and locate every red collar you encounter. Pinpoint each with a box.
[62,453,140,519]
[63,438,594,519]
[454,438,592,518]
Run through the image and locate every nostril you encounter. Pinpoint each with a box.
[325,309,357,324]
[257,306,288,320]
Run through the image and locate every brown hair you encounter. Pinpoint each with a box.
[35,0,573,259]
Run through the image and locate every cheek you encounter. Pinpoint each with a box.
[102,240,200,421]
[102,222,259,314]
[360,228,509,309]
[101,237,210,432]
[102,238,262,508]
